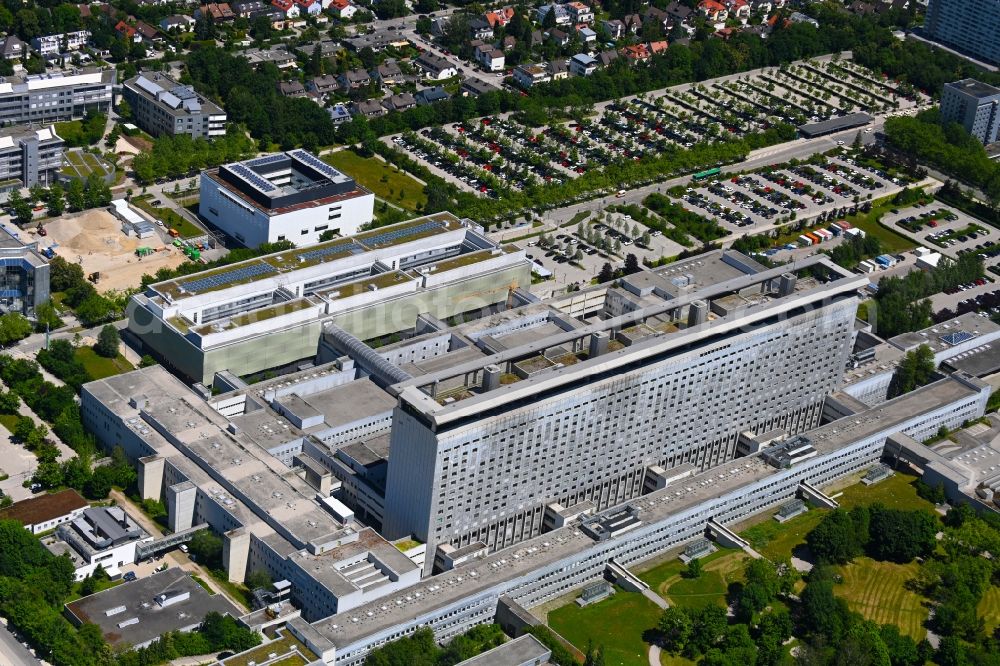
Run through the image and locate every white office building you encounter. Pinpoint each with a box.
[199,150,375,248]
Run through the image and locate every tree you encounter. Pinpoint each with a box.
[0,312,33,345]
[888,344,936,398]
[866,505,937,563]
[94,325,119,359]
[799,565,849,642]
[683,557,703,579]
[597,262,615,283]
[7,189,33,226]
[658,607,693,653]
[0,389,19,414]
[623,253,640,274]
[806,508,868,564]
[45,183,64,216]
[65,178,86,212]
[689,605,727,655]
[188,530,224,569]
[34,301,63,333]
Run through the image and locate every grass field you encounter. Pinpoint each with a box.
[980,585,1000,634]
[835,471,936,513]
[833,558,927,640]
[842,200,915,254]
[132,195,203,239]
[740,508,827,561]
[548,586,662,666]
[638,548,746,610]
[0,412,21,433]
[324,150,427,212]
[75,347,135,380]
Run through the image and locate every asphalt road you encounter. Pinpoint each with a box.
[0,622,39,666]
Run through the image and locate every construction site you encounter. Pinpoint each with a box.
[35,209,189,293]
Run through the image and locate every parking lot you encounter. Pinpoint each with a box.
[676,153,910,236]
[387,54,930,199]
[887,203,998,264]
[519,212,687,296]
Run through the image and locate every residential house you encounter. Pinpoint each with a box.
[415,86,450,105]
[329,104,351,124]
[344,31,409,52]
[621,43,650,61]
[622,13,642,34]
[309,75,339,95]
[547,28,570,46]
[530,29,544,45]
[1,36,27,59]
[649,40,668,54]
[603,19,625,39]
[277,80,307,97]
[159,15,196,31]
[484,7,514,28]
[374,60,403,86]
[536,3,570,25]
[31,31,91,56]
[198,2,236,21]
[232,0,267,17]
[351,99,386,118]
[295,40,343,60]
[569,52,598,76]
[328,0,357,18]
[665,1,693,24]
[115,21,140,43]
[460,78,499,96]
[430,16,450,37]
[382,92,416,112]
[566,1,594,24]
[726,0,751,20]
[271,0,300,19]
[597,49,618,67]
[134,21,163,45]
[502,35,517,50]
[548,59,569,80]
[576,25,596,43]
[475,44,505,72]
[415,53,457,80]
[339,68,371,90]
[469,17,493,40]
[296,0,322,15]
[698,0,728,22]
[513,63,551,89]
[643,6,671,31]
[788,11,818,28]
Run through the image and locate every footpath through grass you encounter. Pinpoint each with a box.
[324,150,427,212]
[547,585,662,666]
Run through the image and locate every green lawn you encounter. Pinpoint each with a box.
[0,412,20,433]
[132,195,203,239]
[75,347,135,380]
[842,201,916,254]
[324,150,427,212]
[833,558,927,640]
[638,548,746,610]
[740,508,827,561]
[834,471,936,514]
[548,586,662,666]
[980,585,1000,634]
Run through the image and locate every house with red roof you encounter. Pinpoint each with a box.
[115,20,140,42]
[271,0,300,18]
[698,0,728,21]
[327,0,357,18]
[621,43,650,61]
[295,0,321,15]
[649,40,668,54]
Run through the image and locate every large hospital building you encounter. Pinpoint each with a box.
[96,226,1000,664]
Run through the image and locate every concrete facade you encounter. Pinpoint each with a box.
[941,79,1000,145]
[925,0,1000,66]
[0,69,115,125]
[123,72,227,139]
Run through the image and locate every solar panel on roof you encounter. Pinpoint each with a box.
[291,149,346,182]
[173,85,197,100]
[247,154,288,168]
[230,164,276,192]
[297,242,363,262]
[135,75,163,96]
[179,263,276,293]
[362,221,444,247]
[941,331,974,346]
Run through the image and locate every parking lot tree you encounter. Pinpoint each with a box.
[624,253,640,275]
[597,262,614,283]
[0,388,18,414]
